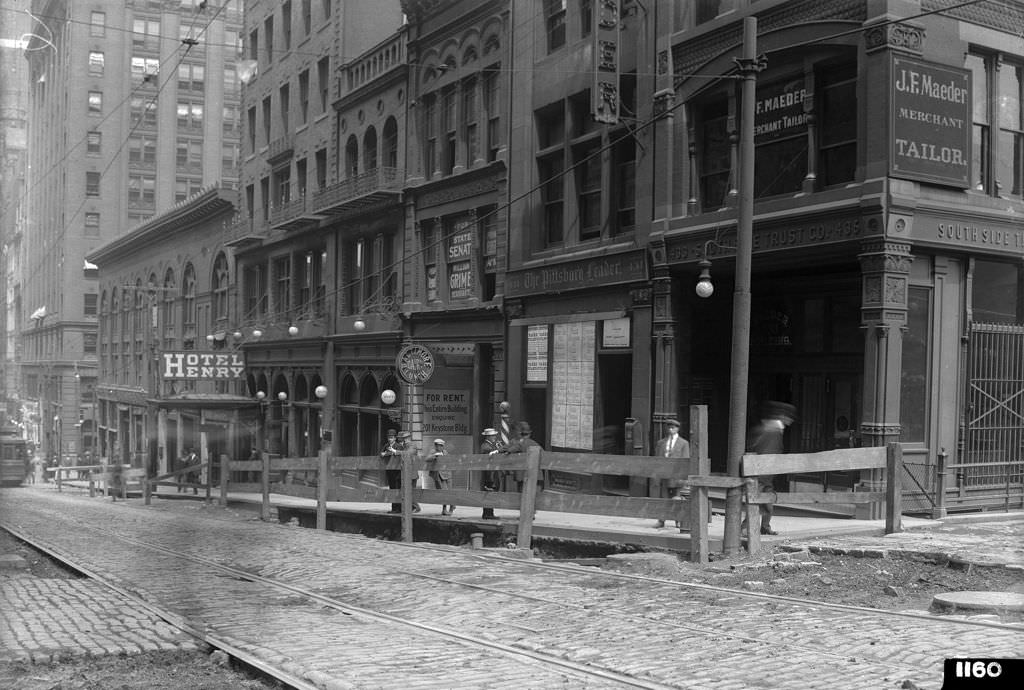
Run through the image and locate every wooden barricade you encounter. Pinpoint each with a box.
[47,464,105,492]
[89,466,147,500]
[144,461,214,505]
[717,442,903,554]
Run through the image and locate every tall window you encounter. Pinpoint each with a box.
[162,269,176,350]
[575,141,602,239]
[273,257,291,315]
[973,260,1023,324]
[699,99,730,210]
[90,11,105,36]
[442,87,457,175]
[463,78,478,166]
[182,264,196,349]
[753,77,808,198]
[967,52,1023,199]
[318,57,330,113]
[483,67,502,161]
[86,172,101,197]
[177,101,204,129]
[315,148,327,189]
[87,131,101,155]
[247,106,257,151]
[262,96,272,145]
[424,95,437,176]
[279,83,290,133]
[264,16,274,63]
[282,1,292,50]
[213,253,229,325]
[544,0,567,52]
[298,69,310,123]
[128,135,156,164]
[84,212,100,236]
[178,63,205,92]
[88,91,103,115]
[133,19,160,47]
[818,62,857,187]
[302,0,312,35]
[88,51,104,76]
[244,264,268,318]
[900,287,930,442]
[131,96,157,127]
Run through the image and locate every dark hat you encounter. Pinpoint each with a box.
[517,421,532,434]
[482,428,498,436]
[665,419,681,428]
[762,401,796,420]
[386,428,397,436]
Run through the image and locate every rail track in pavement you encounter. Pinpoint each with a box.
[1,489,1019,689]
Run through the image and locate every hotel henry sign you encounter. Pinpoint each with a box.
[162,352,246,379]
[890,54,971,188]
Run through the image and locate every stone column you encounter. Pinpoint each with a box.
[858,238,913,518]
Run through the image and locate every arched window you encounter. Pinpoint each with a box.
[345,134,359,177]
[162,268,176,350]
[363,126,378,172]
[181,263,196,349]
[383,117,398,169]
[212,252,230,325]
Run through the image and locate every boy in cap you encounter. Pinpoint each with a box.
[653,419,690,528]
[380,428,402,513]
[480,428,503,518]
[428,438,454,515]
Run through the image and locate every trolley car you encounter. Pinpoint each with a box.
[0,425,30,487]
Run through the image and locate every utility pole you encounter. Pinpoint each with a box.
[723,17,763,556]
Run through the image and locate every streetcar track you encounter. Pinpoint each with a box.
[4,493,1020,690]
[1,520,674,690]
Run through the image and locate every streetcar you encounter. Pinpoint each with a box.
[0,425,30,487]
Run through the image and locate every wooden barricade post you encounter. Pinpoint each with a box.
[885,442,902,534]
[219,454,229,507]
[316,450,328,530]
[401,451,414,542]
[261,451,271,521]
[516,445,542,551]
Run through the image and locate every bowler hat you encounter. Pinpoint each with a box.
[433,438,445,446]
[482,428,498,436]
[386,428,397,436]
[517,421,532,434]
[665,419,680,428]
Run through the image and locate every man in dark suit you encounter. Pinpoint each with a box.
[653,419,690,528]
[380,428,402,513]
[480,428,503,519]
[745,401,796,536]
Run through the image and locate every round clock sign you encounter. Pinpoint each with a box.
[396,343,435,384]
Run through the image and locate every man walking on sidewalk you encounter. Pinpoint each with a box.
[653,419,690,529]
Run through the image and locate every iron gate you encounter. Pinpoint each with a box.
[957,322,1024,510]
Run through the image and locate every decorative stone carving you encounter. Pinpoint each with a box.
[864,22,924,54]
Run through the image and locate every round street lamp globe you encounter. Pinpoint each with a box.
[277,392,288,401]
[288,325,299,336]
[314,385,328,399]
[381,389,397,405]
[695,279,714,298]
[353,319,366,332]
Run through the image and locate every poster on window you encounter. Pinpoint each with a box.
[550,322,595,450]
[527,325,548,382]
[448,221,474,300]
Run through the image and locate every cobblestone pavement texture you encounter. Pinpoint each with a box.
[1,487,1022,689]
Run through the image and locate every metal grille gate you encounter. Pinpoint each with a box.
[958,322,1024,510]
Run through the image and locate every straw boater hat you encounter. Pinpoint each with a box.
[762,401,796,420]
[482,428,498,436]
[397,431,411,439]
[433,438,445,446]
[665,419,680,428]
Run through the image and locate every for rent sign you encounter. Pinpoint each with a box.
[162,352,245,379]
[890,55,971,188]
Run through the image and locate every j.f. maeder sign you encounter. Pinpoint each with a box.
[162,352,245,379]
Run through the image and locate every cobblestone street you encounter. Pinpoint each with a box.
[2,488,1021,688]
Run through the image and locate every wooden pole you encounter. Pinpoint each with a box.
[885,442,903,534]
[515,445,541,552]
[316,450,328,530]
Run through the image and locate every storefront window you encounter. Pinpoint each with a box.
[901,287,930,442]
[973,260,1022,324]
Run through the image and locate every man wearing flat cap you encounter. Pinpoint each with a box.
[380,428,402,513]
[653,419,690,528]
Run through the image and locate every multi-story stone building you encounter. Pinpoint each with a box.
[88,186,243,475]
[231,0,404,463]
[499,0,1022,510]
[20,0,244,465]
